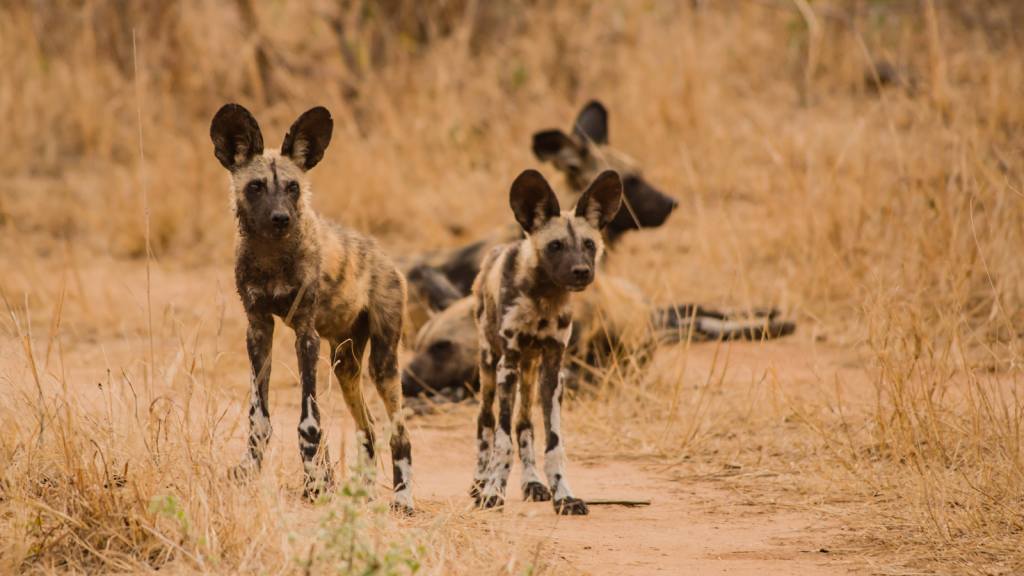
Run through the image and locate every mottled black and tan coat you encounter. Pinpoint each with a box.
[210,104,413,510]
[471,169,623,515]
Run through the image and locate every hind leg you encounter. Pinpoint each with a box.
[369,315,414,513]
[472,343,499,500]
[479,334,521,510]
[330,316,375,469]
[517,358,551,502]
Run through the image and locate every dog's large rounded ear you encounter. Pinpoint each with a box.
[281,107,333,171]
[510,169,561,234]
[575,170,622,230]
[532,129,580,162]
[572,100,608,145]
[210,104,264,170]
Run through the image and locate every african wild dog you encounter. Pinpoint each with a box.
[209,104,414,511]
[471,169,623,515]
[532,100,678,244]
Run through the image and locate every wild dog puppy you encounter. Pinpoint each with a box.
[471,169,623,515]
[209,104,413,511]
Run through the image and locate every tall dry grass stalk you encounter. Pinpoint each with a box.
[2,0,1024,573]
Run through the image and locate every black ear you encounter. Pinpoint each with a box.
[572,100,608,145]
[532,129,582,162]
[210,104,264,169]
[575,170,622,230]
[510,169,561,234]
[281,107,334,171]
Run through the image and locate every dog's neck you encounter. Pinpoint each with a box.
[235,220,316,281]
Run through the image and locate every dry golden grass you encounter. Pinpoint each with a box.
[2,0,1024,574]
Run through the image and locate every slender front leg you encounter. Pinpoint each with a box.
[472,343,499,499]
[540,343,588,515]
[517,358,551,502]
[296,322,332,499]
[231,311,275,482]
[479,333,520,509]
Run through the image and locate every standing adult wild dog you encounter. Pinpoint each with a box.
[472,169,623,515]
[210,104,413,511]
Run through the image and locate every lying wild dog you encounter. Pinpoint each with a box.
[401,100,678,330]
[402,274,796,401]
[532,100,678,243]
[210,104,413,511]
[471,169,624,515]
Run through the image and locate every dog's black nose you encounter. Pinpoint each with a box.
[271,213,290,228]
[572,266,591,281]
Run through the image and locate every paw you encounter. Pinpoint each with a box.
[522,482,552,502]
[228,462,259,484]
[302,469,335,500]
[390,500,416,516]
[478,494,505,509]
[469,479,486,499]
[553,497,589,515]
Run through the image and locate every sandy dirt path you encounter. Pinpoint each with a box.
[407,413,850,576]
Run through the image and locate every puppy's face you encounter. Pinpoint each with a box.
[210,104,333,239]
[510,170,622,292]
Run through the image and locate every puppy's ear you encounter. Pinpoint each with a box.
[510,169,561,234]
[575,170,622,230]
[572,100,608,145]
[210,104,264,169]
[281,107,333,171]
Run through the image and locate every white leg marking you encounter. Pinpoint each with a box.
[518,428,545,488]
[474,427,495,482]
[544,374,575,501]
[482,428,514,500]
[393,457,414,509]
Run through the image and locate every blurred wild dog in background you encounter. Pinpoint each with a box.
[210,104,414,511]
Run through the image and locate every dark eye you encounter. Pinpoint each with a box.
[547,240,562,252]
[247,181,261,193]
[289,182,300,194]
[584,238,596,250]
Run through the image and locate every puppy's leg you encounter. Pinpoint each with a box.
[472,344,499,500]
[231,312,274,482]
[540,345,588,515]
[369,320,414,514]
[517,358,551,502]
[295,319,331,499]
[479,334,520,509]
